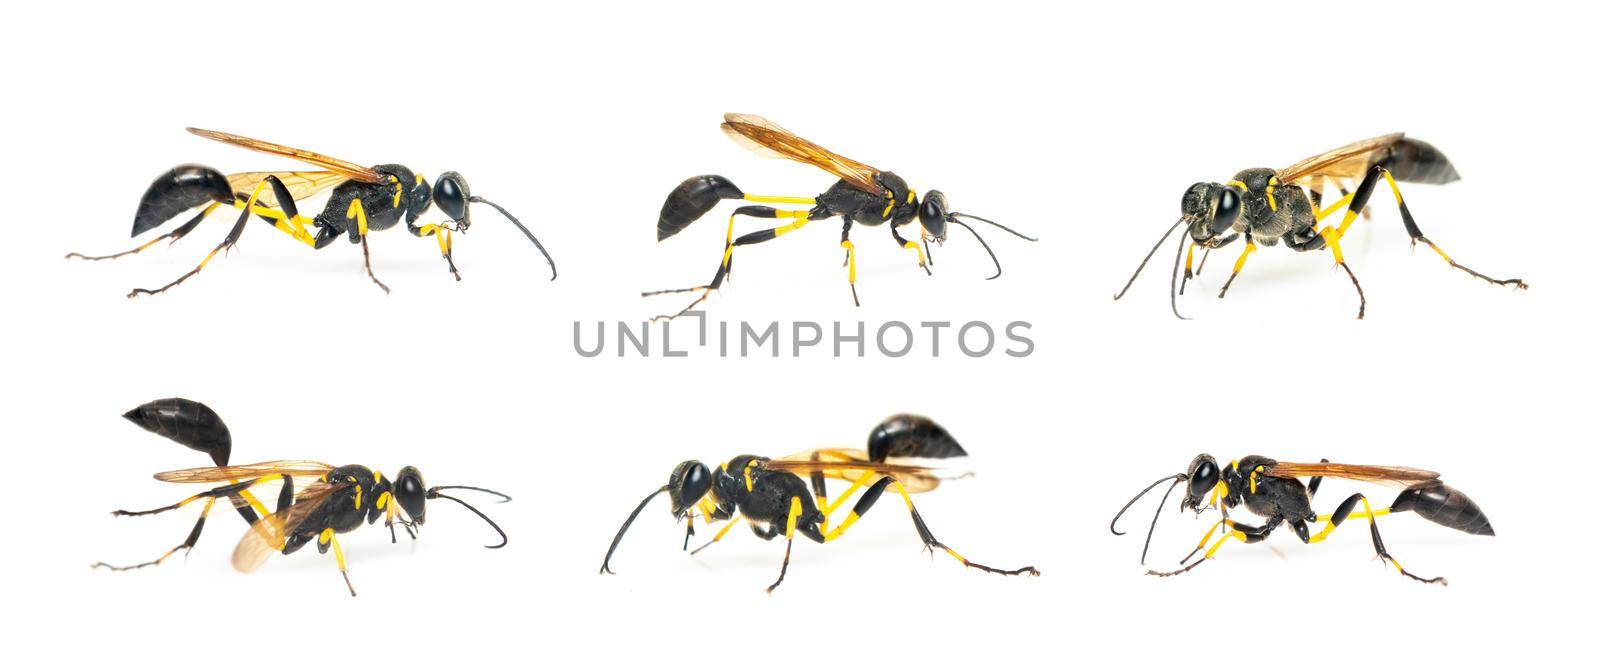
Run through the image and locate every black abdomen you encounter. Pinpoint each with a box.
[867,414,967,462]
[658,175,743,241]
[1377,138,1460,185]
[132,164,234,237]
[1391,483,1493,535]
[122,398,233,467]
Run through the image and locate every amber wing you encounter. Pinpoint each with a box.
[231,479,351,573]
[1263,461,1441,488]
[188,128,386,184]
[225,171,350,207]
[765,448,944,493]
[720,113,884,196]
[153,460,336,483]
[1277,133,1405,184]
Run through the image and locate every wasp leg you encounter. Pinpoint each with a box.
[689,515,744,555]
[889,224,931,276]
[840,219,860,307]
[317,528,358,597]
[1179,242,1197,295]
[1325,164,1526,290]
[344,198,390,294]
[126,177,293,298]
[1216,235,1258,299]
[95,475,286,570]
[644,205,822,321]
[68,203,225,261]
[92,498,219,571]
[823,477,1038,577]
[766,497,805,593]
[1307,493,1445,585]
[1306,458,1331,501]
[409,220,461,281]
[1152,518,1276,577]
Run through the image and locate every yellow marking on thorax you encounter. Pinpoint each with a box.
[1265,176,1279,212]
[390,175,403,208]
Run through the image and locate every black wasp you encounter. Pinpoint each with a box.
[95,398,511,596]
[1114,134,1525,318]
[599,414,1038,592]
[1113,454,1493,584]
[68,128,555,296]
[645,114,1036,319]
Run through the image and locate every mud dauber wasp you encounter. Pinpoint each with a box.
[68,128,555,297]
[94,398,511,596]
[599,414,1038,592]
[1114,134,1526,318]
[1112,454,1493,585]
[645,114,1037,320]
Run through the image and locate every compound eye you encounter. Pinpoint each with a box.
[919,190,948,237]
[1187,460,1220,500]
[396,466,428,523]
[1210,187,1241,235]
[434,173,468,221]
[669,461,713,516]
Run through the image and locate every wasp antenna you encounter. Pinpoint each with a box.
[948,212,1038,242]
[599,485,671,575]
[1113,218,1184,301]
[427,488,509,549]
[1168,232,1189,320]
[1110,474,1185,535]
[948,219,1003,280]
[469,196,557,281]
[428,485,512,503]
[1109,473,1186,566]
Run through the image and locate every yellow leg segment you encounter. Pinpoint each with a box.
[347,199,370,237]
[319,528,357,597]
[743,195,817,205]
[689,514,743,556]
[228,198,317,247]
[1217,240,1257,298]
[766,497,805,593]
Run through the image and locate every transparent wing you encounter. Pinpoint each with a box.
[225,171,348,207]
[1263,461,1441,488]
[720,113,884,195]
[188,128,386,184]
[231,479,350,573]
[153,460,336,483]
[1277,133,1405,183]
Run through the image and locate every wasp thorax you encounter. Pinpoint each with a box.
[668,460,712,518]
[395,466,428,524]
[919,190,949,239]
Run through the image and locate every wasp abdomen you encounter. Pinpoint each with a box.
[657,175,744,241]
[1380,138,1460,185]
[131,164,234,237]
[1391,483,1493,536]
[122,397,232,467]
[867,414,967,462]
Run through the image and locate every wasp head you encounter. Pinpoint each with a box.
[918,190,950,241]
[667,460,714,520]
[1179,453,1222,514]
[1181,182,1242,247]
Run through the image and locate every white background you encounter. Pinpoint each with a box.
[2,1,1593,665]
